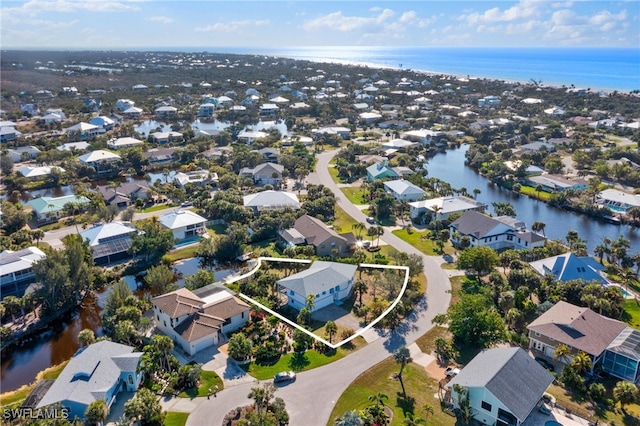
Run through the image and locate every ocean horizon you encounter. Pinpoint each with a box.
[175,46,639,93]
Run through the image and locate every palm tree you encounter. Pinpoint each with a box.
[531,221,546,237]
[394,346,413,378]
[403,412,427,426]
[352,222,366,240]
[305,294,316,312]
[571,351,593,375]
[593,244,606,264]
[375,225,384,247]
[353,280,368,306]
[325,321,338,343]
[422,404,434,422]
[614,380,639,412]
[334,410,364,426]
[368,391,389,408]
[553,344,572,364]
[85,399,108,426]
[473,188,481,199]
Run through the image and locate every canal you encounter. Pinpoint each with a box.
[0,259,237,393]
[426,144,640,255]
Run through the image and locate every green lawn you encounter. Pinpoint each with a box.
[340,186,368,205]
[138,202,180,213]
[163,244,200,263]
[332,204,360,234]
[414,326,451,355]
[177,370,224,398]
[328,166,341,184]
[518,185,553,202]
[624,299,640,329]
[239,349,346,380]
[392,228,454,255]
[165,412,189,426]
[328,357,455,426]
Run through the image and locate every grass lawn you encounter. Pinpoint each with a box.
[0,360,69,407]
[518,185,553,202]
[340,186,367,205]
[138,202,180,213]
[165,412,189,426]
[332,205,360,234]
[239,349,346,380]
[623,299,640,329]
[328,166,341,184]
[178,370,224,398]
[392,228,454,256]
[328,357,455,426]
[163,244,201,263]
[414,326,451,355]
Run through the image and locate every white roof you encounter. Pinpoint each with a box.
[409,196,485,214]
[243,190,300,210]
[159,209,207,230]
[384,180,426,197]
[0,247,46,276]
[108,137,144,148]
[65,122,99,133]
[382,139,417,149]
[78,150,121,163]
[18,166,65,178]
[522,98,543,104]
[598,189,640,208]
[80,222,138,246]
[57,142,90,151]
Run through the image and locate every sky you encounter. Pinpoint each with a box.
[1,0,639,50]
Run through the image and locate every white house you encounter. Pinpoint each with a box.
[65,122,101,140]
[237,130,269,144]
[36,341,143,420]
[198,104,215,117]
[158,210,207,241]
[447,347,554,426]
[409,196,487,221]
[0,247,47,299]
[173,170,215,188]
[78,150,121,173]
[107,137,144,150]
[151,287,250,356]
[277,261,357,312]
[243,190,300,214]
[18,165,65,180]
[80,222,140,265]
[89,116,115,131]
[597,189,640,214]
[383,180,426,202]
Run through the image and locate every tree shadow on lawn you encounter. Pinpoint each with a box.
[288,352,310,371]
[396,392,416,416]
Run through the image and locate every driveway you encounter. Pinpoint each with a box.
[185,149,452,425]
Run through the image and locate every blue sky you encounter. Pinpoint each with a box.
[2,0,638,49]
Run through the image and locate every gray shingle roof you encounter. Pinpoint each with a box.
[448,347,553,422]
[277,261,357,297]
[293,214,346,246]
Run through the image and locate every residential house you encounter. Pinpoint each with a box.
[198,104,215,118]
[409,196,487,222]
[44,108,66,120]
[259,103,279,116]
[528,301,640,382]
[27,195,91,223]
[381,139,419,151]
[7,146,40,162]
[279,214,354,257]
[18,166,65,181]
[149,131,183,144]
[277,261,357,312]
[237,130,269,145]
[0,247,47,299]
[240,163,284,185]
[357,154,387,165]
[107,137,144,150]
[116,99,136,111]
[123,107,143,119]
[97,181,150,208]
[243,190,300,214]
[65,122,101,140]
[383,180,426,202]
[403,129,445,145]
[173,170,216,188]
[518,141,555,153]
[449,211,547,251]
[89,116,115,132]
[528,253,608,284]
[478,95,500,107]
[0,122,22,142]
[151,287,250,356]
[446,347,554,426]
[80,222,140,265]
[255,147,279,163]
[159,210,207,241]
[36,341,143,419]
[78,150,122,174]
[366,162,400,182]
[312,126,351,140]
[527,174,587,192]
[144,148,178,167]
[155,106,178,119]
[597,189,640,214]
[57,142,90,152]
[359,111,383,124]
[378,120,409,130]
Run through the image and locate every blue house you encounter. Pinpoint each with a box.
[36,341,143,420]
[529,253,608,284]
[366,162,399,182]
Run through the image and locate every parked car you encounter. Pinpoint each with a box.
[274,371,296,383]
[535,356,555,372]
[445,367,460,377]
[181,201,193,207]
[366,216,375,224]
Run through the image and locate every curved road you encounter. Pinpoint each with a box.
[186,149,452,426]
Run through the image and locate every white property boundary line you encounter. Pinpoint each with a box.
[224,257,409,349]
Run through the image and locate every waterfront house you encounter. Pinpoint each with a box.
[144,148,178,166]
[198,103,215,118]
[240,163,284,185]
[173,170,215,188]
[243,190,300,214]
[526,174,587,192]
[0,247,47,299]
[449,211,546,251]
[596,189,640,214]
[237,130,269,145]
[278,214,355,257]
[65,122,101,140]
[123,106,143,119]
[277,261,357,312]
[149,131,183,144]
[158,210,207,242]
[80,222,140,265]
[528,253,608,284]
[18,166,65,180]
[403,129,445,145]
[259,103,279,116]
[36,341,143,419]
[527,301,640,382]
[155,106,178,119]
[151,287,250,356]
[27,195,91,223]
[409,196,487,222]
[383,180,426,202]
[78,150,121,174]
[446,347,554,426]
[89,116,115,132]
[97,181,150,208]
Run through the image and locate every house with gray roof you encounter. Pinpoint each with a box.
[278,214,355,257]
[449,211,546,251]
[240,162,284,185]
[80,222,140,265]
[36,341,143,419]
[409,196,487,222]
[446,347,554,426]
[383,179,426,201]
[0,247,46,299]
[151,287,250,356]
[243,190,300,214]
[277,261,357,312]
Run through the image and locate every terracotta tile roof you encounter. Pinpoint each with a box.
[151,288,203,319]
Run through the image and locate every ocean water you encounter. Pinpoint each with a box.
[204,46,639,92]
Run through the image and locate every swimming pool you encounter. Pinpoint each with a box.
[545,421,563,426]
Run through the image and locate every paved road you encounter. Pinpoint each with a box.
[183,149,452,426]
